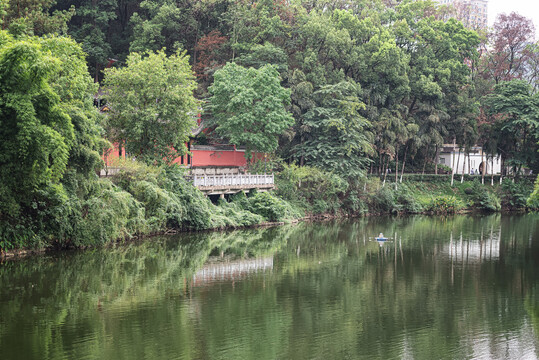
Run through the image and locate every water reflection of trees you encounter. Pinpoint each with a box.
[1,215,539,359]
[265,215,539,359]
[0,226,290,359]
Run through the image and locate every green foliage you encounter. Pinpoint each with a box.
[129,0,197,55]
[39,35,105,176]
[275,163,348,215]
[295,81,372,178]
[103,49,199,165]
[484,80,539,174]
[466,181,501,212]
[242,191,299,222]
[0,32,103,217]
[67,0,117,81]
[112,164,210,231]
[501,180,531,210]
[212,198,264,228]
[208,62,294,161]
[2,0,74,36]
[74,179,146,245]
[369,187,398,214]
[426,196,463,214]
[394,185,424,214]
[527,175,539,210]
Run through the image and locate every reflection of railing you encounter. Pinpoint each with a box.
[193,174,274,187]
[192,257,274,285]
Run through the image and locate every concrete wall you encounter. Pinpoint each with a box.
[439,151,502,175]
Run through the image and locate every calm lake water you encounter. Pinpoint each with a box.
[1,214,539,359]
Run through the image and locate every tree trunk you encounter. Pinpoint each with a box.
[491,155,494,186]
[500,155,504,184]
[434,144,439,175]
[461,152,466,183]
[479,147,487,185]
[468,153,471,177]
[400,143,408,183]
[422,144,430,176]
[501,155,505,176]
[193,23,199,67]
[453,147,460,186]
[395,147,399,189]
[382,155,389,186]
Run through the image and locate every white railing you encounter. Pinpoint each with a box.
[193,174,274,187]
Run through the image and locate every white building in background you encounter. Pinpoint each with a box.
[438,143,502,175]
[435,0,489,30]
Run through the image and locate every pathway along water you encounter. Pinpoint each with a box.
[1,214,539,359]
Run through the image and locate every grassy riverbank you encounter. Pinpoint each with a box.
[275,165,535,216]
[0,161,536,255]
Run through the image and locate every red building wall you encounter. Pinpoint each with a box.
[103,143,264,168]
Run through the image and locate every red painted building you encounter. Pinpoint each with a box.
[103,142,263,169]
[99,107,264,169]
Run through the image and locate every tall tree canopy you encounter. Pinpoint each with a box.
[0,0,74,36]
[3,0,539,178]
[0,31,102,217]
[103,49,199,165]
[295,81,372,177]
[484,80,539,174]
[208,62,294,162]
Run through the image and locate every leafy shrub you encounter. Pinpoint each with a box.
[76,180,147,245]
[130,180,184,231]
[159,166,216,230]
[214,198,264,228]
[342,191,368,214]
[527,175,539,210]
[426,196,462,214]
[466,181,500,212]
[501,180,531,210]
[275,164,347,215]
[369,186,398,214]
[245,191,299,222]
[395,185,423,213]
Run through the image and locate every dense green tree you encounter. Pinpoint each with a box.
[1,0,74,36]
[208,62,294,162]
[394,2,479,174]
[103,49,199,165]
[0,30,104,252]
[40,35,105,176]
[0,31,73,215]
[484,80,539,175]
[295,81,372,177]
[129,0,197,55]
[64,0,118,82]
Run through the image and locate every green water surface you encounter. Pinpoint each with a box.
[1,214,539,359]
